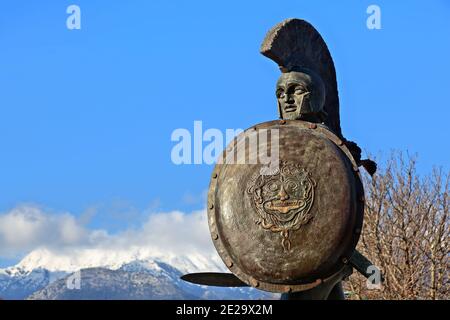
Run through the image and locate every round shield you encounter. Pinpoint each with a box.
[207,120,364,293]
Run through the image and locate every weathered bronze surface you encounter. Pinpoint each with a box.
[208,120,364,293]
[181,18,378,299]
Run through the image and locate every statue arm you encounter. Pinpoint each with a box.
[344,140,377,176]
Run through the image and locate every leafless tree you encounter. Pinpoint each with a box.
[344,151,449,300]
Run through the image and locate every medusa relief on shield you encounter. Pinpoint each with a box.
[247,161,316,252]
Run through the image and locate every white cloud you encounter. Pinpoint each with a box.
[0,204,222,272]
[0,206,88,256]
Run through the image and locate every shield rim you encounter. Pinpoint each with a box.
[207,119,364,293]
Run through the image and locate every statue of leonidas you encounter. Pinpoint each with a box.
[182,18,380,300]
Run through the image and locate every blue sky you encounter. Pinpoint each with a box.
[0,1,449,266]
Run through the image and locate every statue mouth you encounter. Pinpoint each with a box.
[266,199,305,214]
[284,105,297,113]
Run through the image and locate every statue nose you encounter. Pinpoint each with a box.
[284,94,293,103]
[279,185,289,201]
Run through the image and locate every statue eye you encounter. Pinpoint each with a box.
[268,182,279,191]
[286,180,298,190]
[295,87,306,95]
[277,91,285,99]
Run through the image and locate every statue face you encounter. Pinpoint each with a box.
[247,161,316,251]
[260,173,311,221]
[276,71,325,121]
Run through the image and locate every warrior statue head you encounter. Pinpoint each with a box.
[261,19,342,137]
[276,68,326,122]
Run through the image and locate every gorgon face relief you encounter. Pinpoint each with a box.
[247,161,316,251]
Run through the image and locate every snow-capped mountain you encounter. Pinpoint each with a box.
[27,261,274,300]
[27,266,197,300]
[13,247,226,274]
[0,248,276,300]
[0,266,66,299]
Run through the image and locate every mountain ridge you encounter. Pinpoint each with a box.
[0,248,277,300]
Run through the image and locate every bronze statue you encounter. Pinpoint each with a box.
[181,18,379,300]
